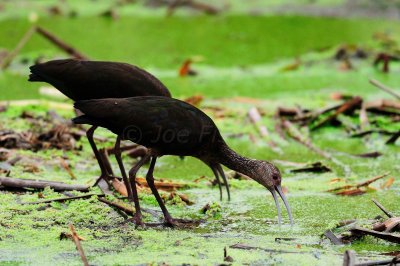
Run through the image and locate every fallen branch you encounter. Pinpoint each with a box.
[354,257,400,266]
[386,130,400,145]
[350,226,400,244]
[22,193,103,205]
[36,26,89,60]
[0,177,89,191]
[324,230,343,245]
[369,79,400,100]
[373,217,400,232]
[311,97,362,131]
[60,157,76,180]
[136,177,186,191]
[167,0,220,16]
[326,172,390,195]
[350,129,395,138]
[69,224,89,266]
[372,198,393,218]
[342,250,356,266]
[229,243,306,254]
[1,26,36,70]
[282,120,332,160]
[290,162,331,173]
[98,197,134,216]
[356,172,390,188]
[353,151,382,159]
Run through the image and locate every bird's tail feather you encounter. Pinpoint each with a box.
[28,72,44,82]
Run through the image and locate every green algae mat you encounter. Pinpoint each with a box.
[0,1,399,265]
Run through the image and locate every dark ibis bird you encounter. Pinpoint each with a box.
[28,59,230,202]
[73,96,293,226]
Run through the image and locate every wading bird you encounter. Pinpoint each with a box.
[28,59,230,202]
[73,96,293,227]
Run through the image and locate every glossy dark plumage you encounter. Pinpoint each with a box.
[28,59,230,201]
[74,96,220,156]
[28,59,172,204]
[29,59,171,100]
[73,96,293,226]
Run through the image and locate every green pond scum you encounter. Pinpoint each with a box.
[0,0,399,265]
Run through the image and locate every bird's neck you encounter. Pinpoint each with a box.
[217,142,258,178]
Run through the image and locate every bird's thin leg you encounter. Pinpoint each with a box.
[127,152,151,226]
[210,166,223,201]
[86,126,112,181]
[114,136,133,202]
[145,157,175,226]
[216,164,231,201]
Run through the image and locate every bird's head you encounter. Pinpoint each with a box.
[248,160,293,225]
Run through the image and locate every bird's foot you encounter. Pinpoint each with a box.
[125,213,145,227]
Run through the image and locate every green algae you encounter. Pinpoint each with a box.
[0,2,399,264]
[0,99,398,265]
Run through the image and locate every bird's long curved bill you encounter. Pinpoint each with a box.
[271,190,282,225]
[271,185,294,225]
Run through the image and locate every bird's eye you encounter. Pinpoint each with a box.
[273,175,278,180]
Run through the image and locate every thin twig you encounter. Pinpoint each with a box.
[36,26,89,60]
[22,193,104,205]
[69,224,89,266]
[369,79,400,100]
[1,26,36,70]
[372,198,393,218]
[98,197,134,216]
[0,176,89,191]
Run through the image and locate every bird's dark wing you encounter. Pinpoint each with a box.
[29,59,171,100]
[73,96,221,155]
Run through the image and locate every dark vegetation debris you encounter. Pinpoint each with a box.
[325,199,400,246]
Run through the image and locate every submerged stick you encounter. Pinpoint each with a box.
[0,177,89,191]
[36,26,89,60]
[69,224,89,266]
[230,243,306,254]
[369,79,400,100]
[1,26,36,70]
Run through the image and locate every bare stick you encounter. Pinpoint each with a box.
[36,26,89,60]
[311,97,362,131]
[282,120,332,159]
[355,257,400,266]
[356,172,390,188]
[343,250,356,266]
[98,197,134,216]
[372,198,393,218]
[69,224,89,266]
[324,230,343,245]
[350,226,400,244]
[22,193,104,205]
[369,79,400,100]
[1,26,36,70]
[386,130,400,145]
[229,243,307,254]
[60,157,77,180]
[0,177,89,191]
